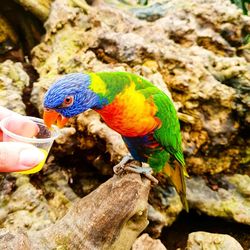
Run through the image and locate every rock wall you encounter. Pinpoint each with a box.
[0,0,249,248]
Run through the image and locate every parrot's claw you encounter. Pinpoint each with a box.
[144,172,159,185]
[128,165,159,185]
[113,164,124,175]
[113,154,134,175]
[125,166,152,174]
[113,156,158,185]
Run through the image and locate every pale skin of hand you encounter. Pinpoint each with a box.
[0,107,45,172]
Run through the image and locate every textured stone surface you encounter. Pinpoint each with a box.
[0,60,29,114]
[147,178,183,237]
[0,14,19,56]
[0,167,78,231]
[187,231,243,250]
[187,174,250,225]
[132,233,167,250]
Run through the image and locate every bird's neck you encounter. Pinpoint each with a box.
[88,72,130,105]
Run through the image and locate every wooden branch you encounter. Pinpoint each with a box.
[0,172,151,250]
[15,0,52,21]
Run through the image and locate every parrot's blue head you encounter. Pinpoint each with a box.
[43,73,104,128]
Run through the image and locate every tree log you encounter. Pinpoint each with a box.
[0,172,151,250]
[15,0,52,21]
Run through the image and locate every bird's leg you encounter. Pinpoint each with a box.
[114,156,158,185]
[113,154,134,175]
[126,164,159,185]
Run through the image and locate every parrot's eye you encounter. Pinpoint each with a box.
[44,108,52,112]
[62,96,74,107]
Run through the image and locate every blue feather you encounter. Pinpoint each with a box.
[43,73,107,117]
[122,133,162,162]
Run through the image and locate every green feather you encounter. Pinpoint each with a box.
[93,71,159,101]
[152,92,188,211]
[153,92,184,165]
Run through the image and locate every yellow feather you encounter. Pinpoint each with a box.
[89,73,107,95]
[96,82,160,137]
[163,163,189,211]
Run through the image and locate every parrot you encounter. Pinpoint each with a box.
[43,72,188,211]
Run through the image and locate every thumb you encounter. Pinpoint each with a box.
[0,142,45,172]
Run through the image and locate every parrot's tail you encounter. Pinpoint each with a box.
[163,162,189,212]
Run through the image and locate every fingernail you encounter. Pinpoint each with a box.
[19,148,45,168]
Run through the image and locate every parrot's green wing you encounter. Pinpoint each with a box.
[153,92,184,164]
[152,92,188,211]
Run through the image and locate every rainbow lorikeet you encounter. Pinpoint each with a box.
[43,72,188,211]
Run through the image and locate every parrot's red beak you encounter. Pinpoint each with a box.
[43,109,69,128]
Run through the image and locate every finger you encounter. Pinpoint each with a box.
[3,116,39,138]
[0,142,45,172]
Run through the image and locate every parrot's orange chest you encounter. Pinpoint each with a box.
[95,84,161,137]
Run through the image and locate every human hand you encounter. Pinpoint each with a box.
[0,107,45,172]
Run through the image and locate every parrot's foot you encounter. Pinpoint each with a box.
[125,165,158,185]
[113,154,134,175]
[113,156,158,185]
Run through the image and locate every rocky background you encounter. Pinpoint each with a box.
[0,0,249,249]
